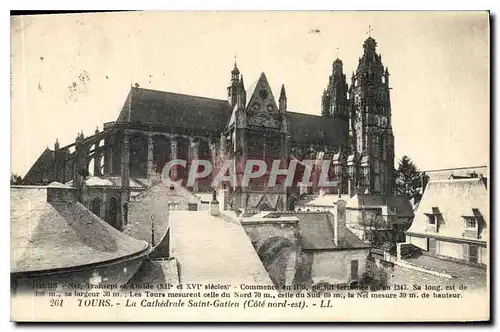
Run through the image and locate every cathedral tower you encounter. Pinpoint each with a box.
[227,62,241,107]
[349,36,394,194]
[321,58,349,120]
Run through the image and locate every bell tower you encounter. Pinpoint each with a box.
[321,57,349,120]
[227,61,240,108]
[349,35,394,195]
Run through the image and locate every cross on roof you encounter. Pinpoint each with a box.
[367,25,374,37]
[336,46,340,58]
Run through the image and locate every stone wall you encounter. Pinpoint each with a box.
[125,183,170,247]
[264,247,298,288]
[407,235,488,265]
[407,235,427,251]
[303,249,369,285]
[242,220,299,251]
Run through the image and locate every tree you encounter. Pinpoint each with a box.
[10,173,22,185]
[393,155,427,199]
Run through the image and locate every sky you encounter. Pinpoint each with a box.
[10,11,489,176]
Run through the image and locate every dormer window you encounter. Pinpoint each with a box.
[464,217,477,230]
[462,209,483,239]
[424,207,442,232]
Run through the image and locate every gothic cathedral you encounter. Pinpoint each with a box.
[23,35,396,221]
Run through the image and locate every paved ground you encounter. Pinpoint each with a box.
[169,211,274,285]
[382,254,487,292]
[402,255,487,290]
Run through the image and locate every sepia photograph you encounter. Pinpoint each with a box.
[9,10,490,322]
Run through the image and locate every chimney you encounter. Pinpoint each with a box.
[46,182,78,203]
[210,190,220,216]
[334,199,347,246]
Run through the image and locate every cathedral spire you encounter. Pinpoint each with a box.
[228,59,241,107]
[279,84,287,101]
[237,74,246,109]
[279,84,287,112]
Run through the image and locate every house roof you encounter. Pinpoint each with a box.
[10,186,149,274]
[423,166,488,181]
[406,178,489,240]
[297,213,337,249]
[286,111,348,147]
[116,87,233,132]
[288,212,369,250]
[346,194,415,217]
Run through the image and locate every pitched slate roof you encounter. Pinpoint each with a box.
[11,185,149,274]
[259,212,368,250]
[297,212,337,249]
[115,86,348,148]
[295,212,369,250]
[286,111,349,147]
[406,178,489,241]
[116,87,233,132]
[347,194,415,218]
